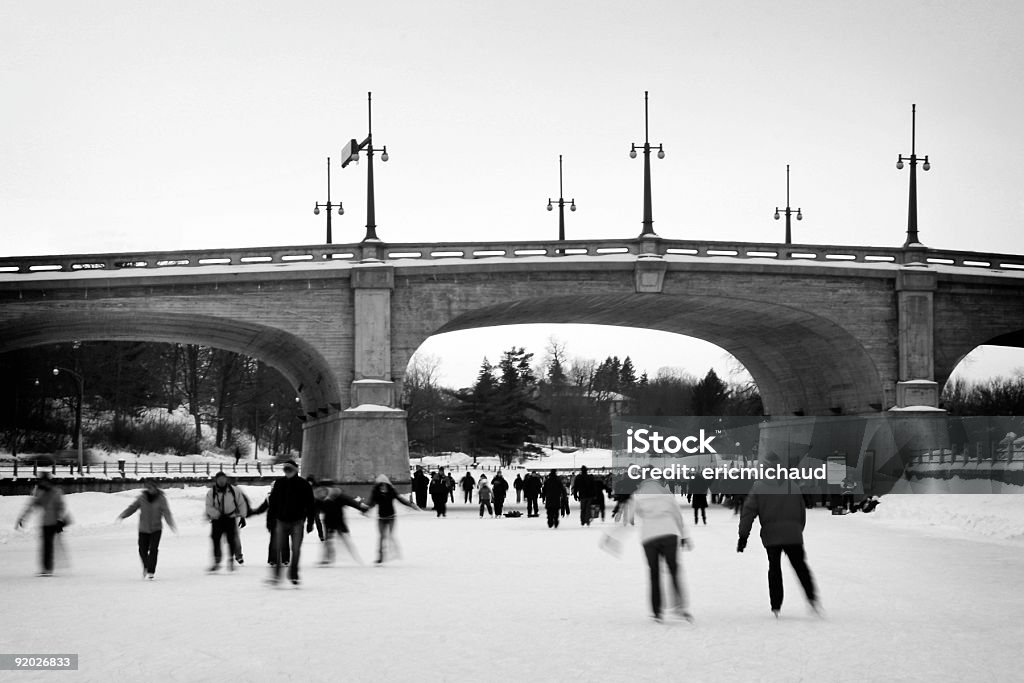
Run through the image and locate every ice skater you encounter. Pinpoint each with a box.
[542,469,567,529]
[266,460,315,586]
[737,453,820,618]
[366,474,419,564]
[205,471,248,572]
[312,480,369,565]
[478,474,493,518]
[15,473,70,577]
[634,473,693,623]
[116,479,177,579]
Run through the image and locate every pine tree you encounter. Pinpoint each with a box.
[691,368,730,415]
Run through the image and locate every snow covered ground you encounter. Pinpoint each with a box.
[1,481,1022,682]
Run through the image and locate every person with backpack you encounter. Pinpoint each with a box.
[478,474,494,518]
[116,479,177,579]
[205,471,248,572]
[15,472,70,577]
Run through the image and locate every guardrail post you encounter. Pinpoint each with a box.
[12,460,17,477]
[103,462,107,475]
[257,462,262,475]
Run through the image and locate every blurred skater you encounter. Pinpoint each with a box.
[460,471,475,503]
[513,473,523,503]
[634,473,692,623]
[366,474,418,564]
[312,480,369,565]
[15,473,70,576]
[117,479,177,579]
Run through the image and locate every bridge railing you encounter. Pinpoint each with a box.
[3,238,1023,275]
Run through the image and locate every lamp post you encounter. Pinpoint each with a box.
[340,92,389,242]
[774,164,803,244]
[896,104,931,247]
[52,366,84,475]
[313,156,344,244]
[547,155,576,242]
[629,91,665,238]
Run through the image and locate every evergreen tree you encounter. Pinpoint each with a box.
[691,368,730,415]
[619,356,638,395]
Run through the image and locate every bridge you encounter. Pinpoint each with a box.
[3,236,1024,487]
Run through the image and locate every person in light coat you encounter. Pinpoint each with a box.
[117,479,177,579]
[633,474,693,622]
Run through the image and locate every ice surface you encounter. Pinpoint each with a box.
[1,481,1022,681]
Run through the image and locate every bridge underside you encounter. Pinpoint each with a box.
[431,293,886,416]
[0,310,342,418]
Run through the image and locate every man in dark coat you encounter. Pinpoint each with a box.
[571,465,597,526]
[411,465,430,509]
[267,460,315,586]
[429,470,449,518]
[737,455,820,617]
[491,471,509,517]
[542,469,567,529]
[460,472,476,503]
[513,473,524,503]
[522,471,542,518]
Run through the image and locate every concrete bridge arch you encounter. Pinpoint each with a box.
[396,292,886,417]
[0,310,341,419]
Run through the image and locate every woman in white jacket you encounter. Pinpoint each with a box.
[632,475,693,623]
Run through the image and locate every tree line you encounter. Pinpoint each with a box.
[0,342,301,458]
[402,340,764,465]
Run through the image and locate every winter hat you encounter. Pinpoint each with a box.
[283,460,299,471]
[214,471,227,479]
[375,474,391,484]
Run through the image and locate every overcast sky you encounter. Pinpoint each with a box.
[3,1,1023,387]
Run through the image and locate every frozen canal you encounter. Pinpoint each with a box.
[2,485,1022,682]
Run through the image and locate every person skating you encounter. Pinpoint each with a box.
[523,471,542,517]
[634,474,693,623]
[312,480,369,565]
[572,465,597,526]
[15,473,70,577]
[444,471,456,503]
[689,472,710,525]
[116,479,177,579]
[266,460,315,586]
[411,465,430,509]
[478,475,494,518]
[542,469,567,529]
[513,473,523,503]
[204,471,247,572]
[460,471,476,503]
[366,474,418,564]
[429,470,449,517]
[492,471,509,517]
[737,453,820,618]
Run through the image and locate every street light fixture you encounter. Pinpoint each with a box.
[340,92,389,242]
[546,154,576,242]
[774,164,803,244]
[629,91,665,238]
[313,156,344,244]
[896,104,931,246]
[52,366,84,475]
